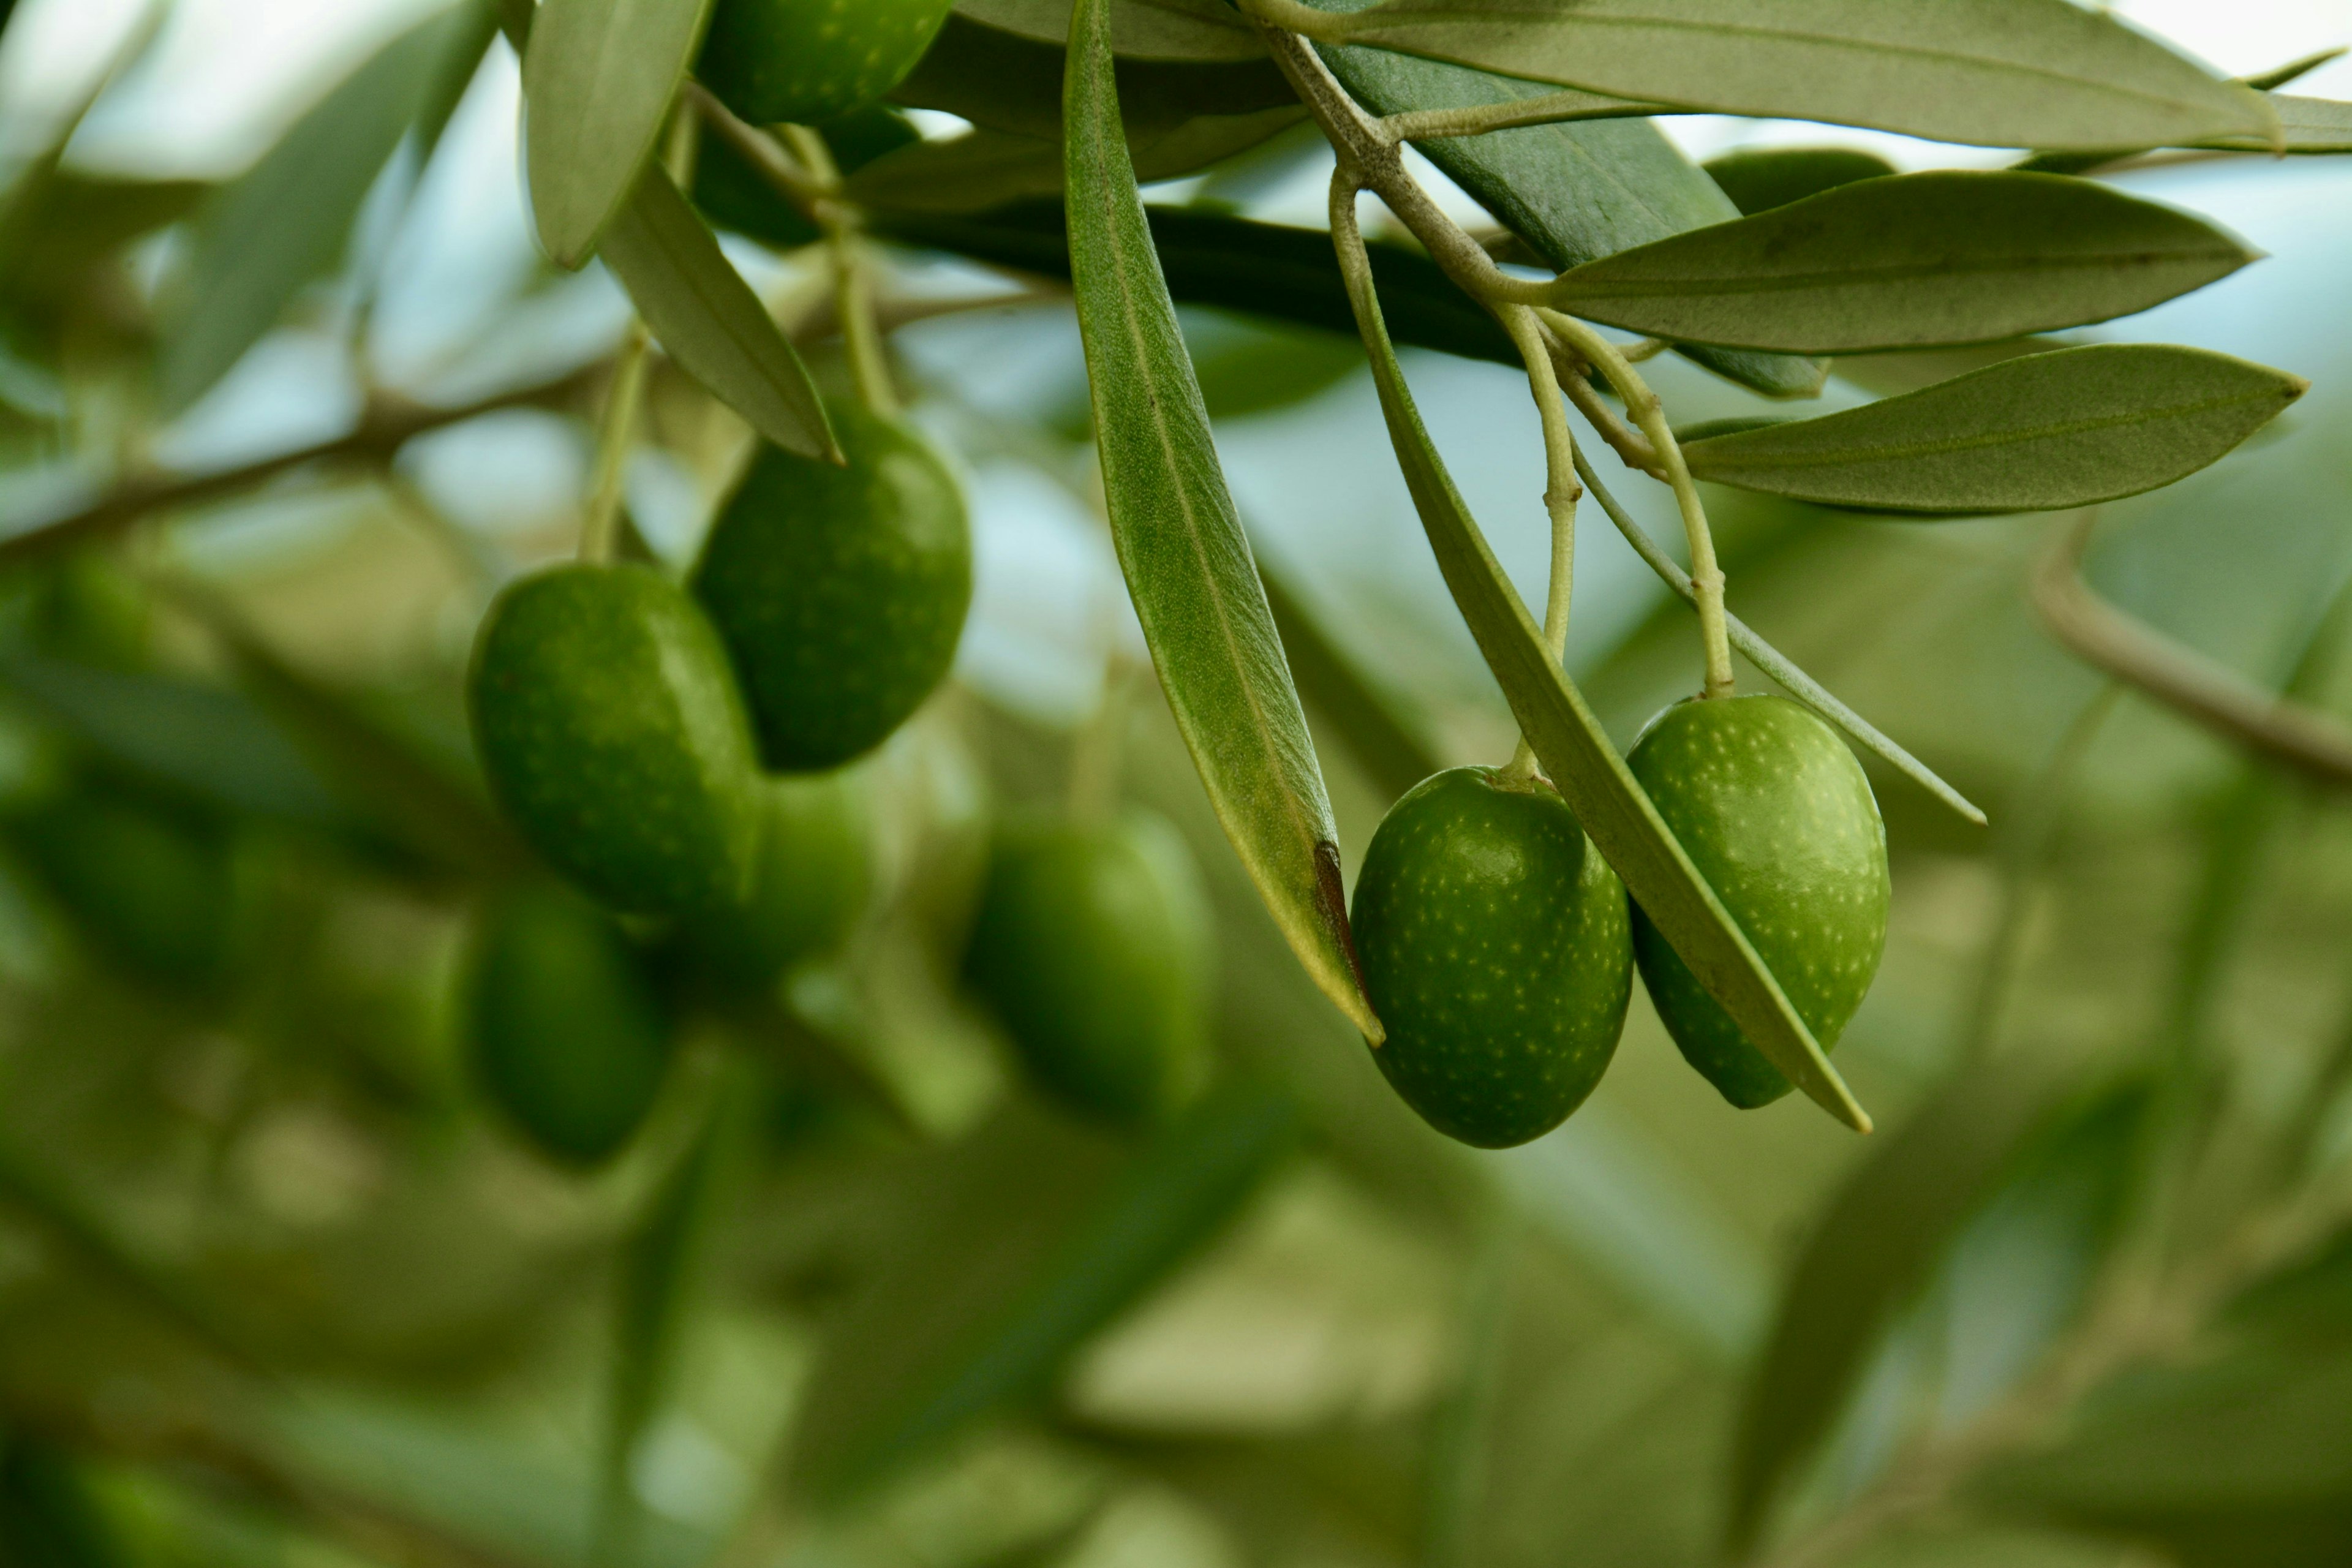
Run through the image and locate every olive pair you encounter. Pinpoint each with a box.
[1354,696,1891,1149]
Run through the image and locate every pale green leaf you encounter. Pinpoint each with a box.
[1321,0,2274,151]
[156,7,467,416]
[1336,214,1869,1131]
[1549,171,2256,354]
[1064,0,1378,1039]
[2203,93,2352,153]
[522,0,715,268]
[1681,345,2306,513]
[598,165,836,460]
[1306,0,1823,399]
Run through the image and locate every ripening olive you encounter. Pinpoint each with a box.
[467,884,671,1166]
[693,403,970,773]
[697,0,956,128]
[1626,695,1890,1109]
[963,809,1212,1126]
[681,769,871,995]
[469,564,762,916]
[1351,766,1632,1149]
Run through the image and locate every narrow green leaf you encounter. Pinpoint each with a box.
[156,8,461,415]
[1064,0,1379,1039]
[1336,220,1869,1132]
[848,107,1306,213]
[1728,1051,2119,1548]
[868,203,1518,368]
[1681,345,2307,513]
[1303,0,1824,399]
[523,0,715,268]
[1702,146,1896,216]
[599,164,837,460]
[1550,171,2256,354]
[1325,0,2275,151]
[786,1085,1299,1505]
[953,0,1264,61]
[2204,94,2352,153]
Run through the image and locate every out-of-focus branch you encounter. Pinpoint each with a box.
[2033,511,2352,789]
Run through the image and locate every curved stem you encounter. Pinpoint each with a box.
[2033,511,2352,789]
[1498,304,1581,783]
[1538,306,1733,698]
[579,322,650,565]
[1382,93,1676,141]
[780,124,898,419]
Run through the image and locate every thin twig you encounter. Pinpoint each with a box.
[1497,304,1580,782]
[1381,92,1676,141]
[579,323,651,565]
[2033,511,2352,790]
[684,80,826,217]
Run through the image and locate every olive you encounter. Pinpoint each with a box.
[469,564,762,916]
[1351,766,1632,1149]
[1627,695,1890,1109]
[698,0,957,128]
[963,809,1212,1126]
[693,402,970,772]
[467,884,671,1166]
[11,790,235,987]
[682,769,872,995]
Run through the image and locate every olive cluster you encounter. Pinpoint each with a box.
[1355,698,1892,1148]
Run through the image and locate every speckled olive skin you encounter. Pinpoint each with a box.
[963,810,1213,1127]
[693,404,970,772]
[698,0,956,127]
[1627,695,1890,1109]
[468,886,671,1167]
[469,564,761,916]
[1351,767,1632,1149]
[682,769,872,994]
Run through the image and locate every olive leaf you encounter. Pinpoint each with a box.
[598,165,837,461]
[1321,0,2275,151]
[953,0,1264,60]
[1064,0,1380,1040]
[522,0,717,269]
[1306,0,1823,399]
[1702,146,1896,216]
[847,108,1306,213]
[156,5,477,416]
[1681,345,2308,513]
[786,1086,1299,1506]
[1728,1051,2124,1548]
[2208,93,2352,153]
[1547,172,2257,355]
[1335,213,1871,1133]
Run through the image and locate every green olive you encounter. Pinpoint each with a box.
[1627,695,1890,1109]
[469,563,762,916]
[10,788,236,988]
[963,809,1213,1126]
[697,0,956,127]
[693,402,970,773]
[1351,766,1631,1148]
[682,769,872,995]
[467,884,672,1167]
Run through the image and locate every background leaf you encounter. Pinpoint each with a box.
[523,0,716,268]
[1702,146,1897,216]
[1549,171,2256,354]
[1064,0,1378,1039]
[1680,345,2306,513]
[952,0,1264,61]
[1335,208,1870,1132]
[1328,0,2273,151]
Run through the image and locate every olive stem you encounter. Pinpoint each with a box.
[1379,93,1676,141]
[1536,306,1734,699]
[578,321,651,566]
[780,124,899,420]
[685,81,826,219]
[1497,303,1581,783]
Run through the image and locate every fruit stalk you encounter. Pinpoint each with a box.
[1498,303,1582,782]
[580,322,651,565]
[779,124,899,419]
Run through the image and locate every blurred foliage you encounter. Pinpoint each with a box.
[0,2,2340,1567]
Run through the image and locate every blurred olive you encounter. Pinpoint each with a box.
[31,553,151,670]
[963,809,1213,1127]
[10,788,236,987]
[682,770,872,995]
[466,885,673,1167]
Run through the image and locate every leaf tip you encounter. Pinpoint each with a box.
[1314,837,1384,1042]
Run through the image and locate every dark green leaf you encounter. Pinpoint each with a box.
[1702,146,1896,216]
[869,202,1517,367]
[952,0,1264,61]
[1335,214,1869,1131]
[599,164,837,460]
[1680,345,2307,513]
[786,1084,1300,1505]
[156,7,467,415]
[0,1436,124,1568]
[1548,171,2257,354]
[1322,0,2274,151]
[1730,1056,2142,1548]
[847,108,1307,213]
[1306,0,1824,399]
[523,0,716,268]
[1064,0,1378,1039]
